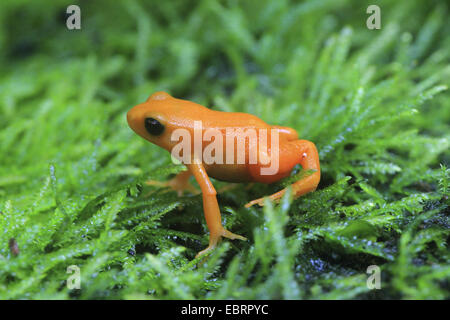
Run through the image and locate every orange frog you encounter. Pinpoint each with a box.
[127,92,320,257]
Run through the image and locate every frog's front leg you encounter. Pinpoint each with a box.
[187,161,247,258]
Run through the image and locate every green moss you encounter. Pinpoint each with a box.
[0,0,448,299]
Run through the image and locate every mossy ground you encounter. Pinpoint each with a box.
[0,0,448,299]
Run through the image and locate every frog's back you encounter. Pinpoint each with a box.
[172,97,269,129]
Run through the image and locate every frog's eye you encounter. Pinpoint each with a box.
[145,117,165,136]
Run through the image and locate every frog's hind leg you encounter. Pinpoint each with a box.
[146,170,199,196]
[245,140,320,207]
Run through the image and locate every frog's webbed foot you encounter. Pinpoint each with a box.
[146,170,199,196]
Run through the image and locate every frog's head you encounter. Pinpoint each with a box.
[127,91,188,152]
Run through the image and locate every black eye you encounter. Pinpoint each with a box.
[145,117,165,136]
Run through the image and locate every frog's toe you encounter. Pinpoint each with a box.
[245,188,287,208]
[221,229,247,241]
[195,229,246,261]
[195,244,217,259]
[244,197,266,208]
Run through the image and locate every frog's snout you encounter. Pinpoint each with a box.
[127,105,141,133]
[126,108,135,129]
